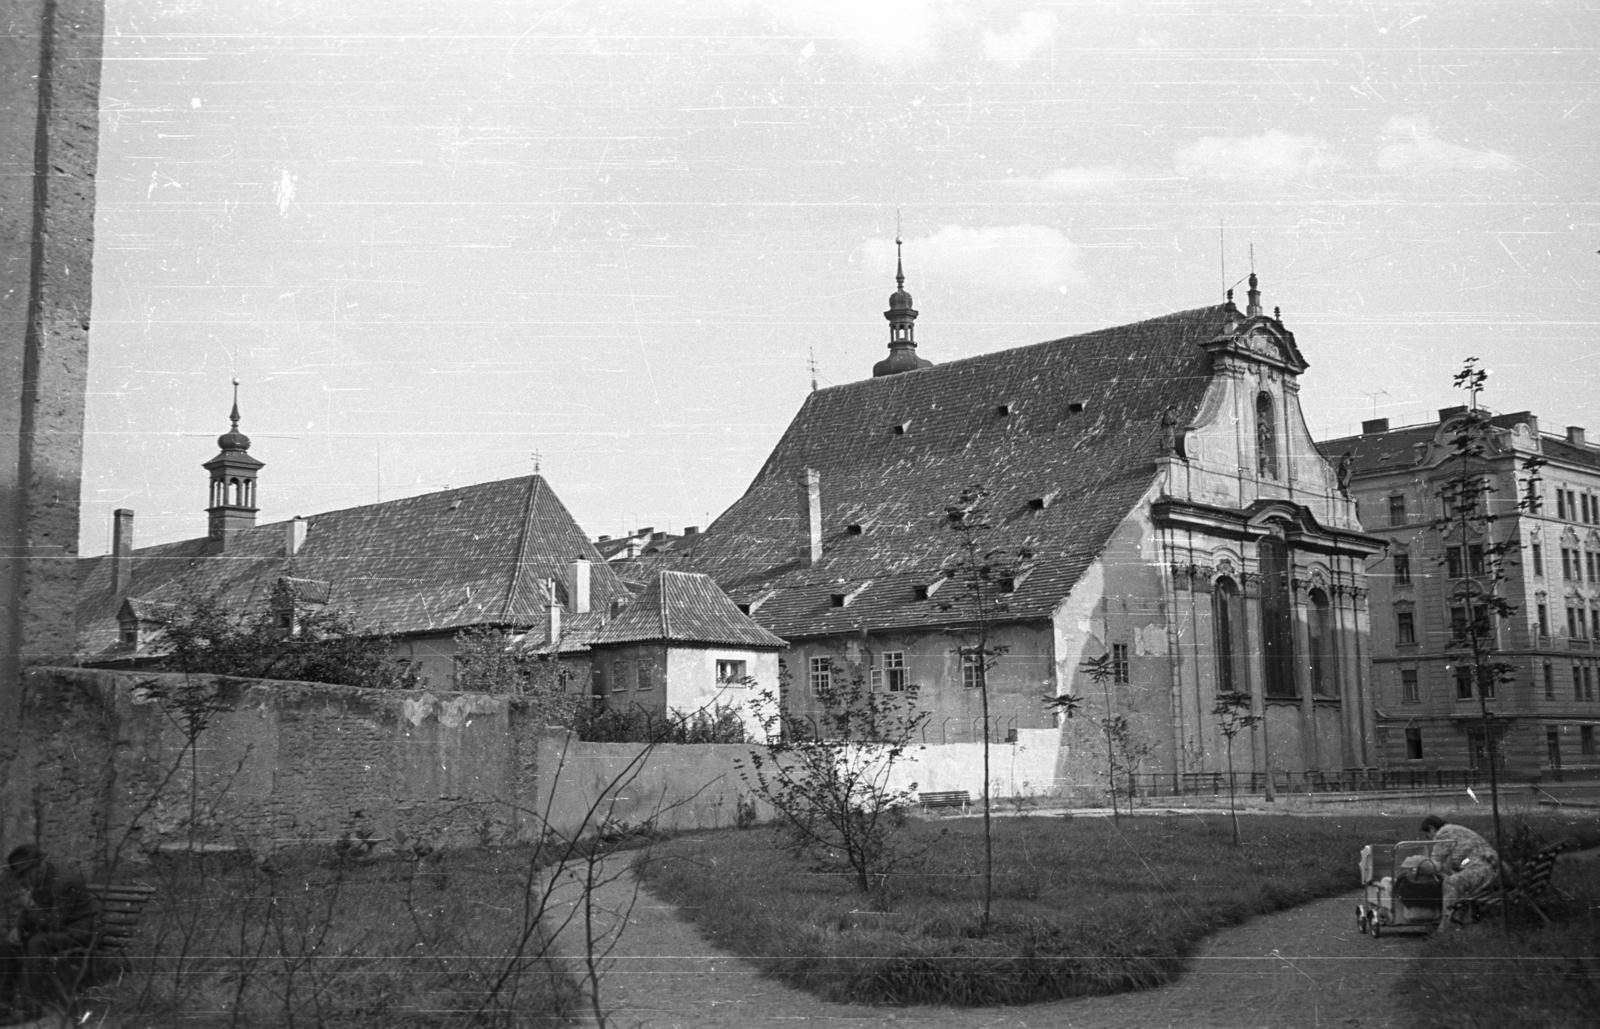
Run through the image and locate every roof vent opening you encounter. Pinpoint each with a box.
[736,603,751,615]
[830,593,848,607]
[1029,489,1060,511]
[846,518,875,536]
[448,499,462,511]
[890,420,911,436]
[831,581,871,608]
[1067,401,1085,414]
[996,402,1014,417]
[913,575,947,601]
[997,568,1032,594]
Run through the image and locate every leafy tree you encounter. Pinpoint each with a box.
[739,664,926,900]
[1211,691,1261,845]
[1434,357,1545,863]
[454,625,583,726]
[153,595,421,690]
[938,483,1031,930]
[573,700,748,744]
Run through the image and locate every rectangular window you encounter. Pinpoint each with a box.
[882,650,907,692]
[1388,495,1407,526]
[961,648,986,690]
[1405,727,1423,760]
[1587,666,1595,702]
[1533,543,1544,576]
[1111,643,1130,685]
[1393,549,1411,585]
[1446,546,1464,579]
[1401,668,1419,703]
[1397,611,1416,645]
[611,660,627,693]
[1592,609,1600,639]
[1558,489,1568,520]
[1571,491,1580,521]
[809,656,831,695]
[591,665,606,695]
[1576,665,1585,701]
[1590,553,1598,583]
[1468,544,1486,576]
[1584,726,1596,756]
[1455,666,1475,700]
[1451,606,1468,641]
[636,662,653,691]
[1539,604,1551,637]
[1545,662,1556,700]
[1569,607,1582,639]
[1563,548,1574,581]
[716,659,747,684]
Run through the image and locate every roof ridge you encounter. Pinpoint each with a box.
[500,476,542,623]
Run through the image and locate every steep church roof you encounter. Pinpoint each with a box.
[77,475,627,659]
[590,570,786,648]
[685,304,1237,639]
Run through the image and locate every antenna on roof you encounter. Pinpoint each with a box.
[1361,389,1391,419]
[895,209,905,290]
[807,347,819,392]
[1219,219,1226,300]
[1249,242,1255,274]
[532,450,541,474]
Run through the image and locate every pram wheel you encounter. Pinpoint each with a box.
[1369,916,1381,938]
[1355,905,1366,932]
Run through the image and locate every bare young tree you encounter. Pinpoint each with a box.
[1212,691,1262,846]
[1434,357,1545,867]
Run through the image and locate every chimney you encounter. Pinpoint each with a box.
[683,525,698,535]
[1567,426,1587,447]
[797,467,822,566]
[111,509,134,593]
[1438,406,1468,422]
[545,578,562,644]
[1361,418,1390,434]
[610,595,630,618]
[285,516,308,557]
[569,556,591,614]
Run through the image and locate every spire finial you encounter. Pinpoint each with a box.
[230,377,241,430]
[895,209,905,290]
[808,347,819,392]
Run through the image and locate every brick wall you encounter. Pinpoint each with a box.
[15,668,544,861]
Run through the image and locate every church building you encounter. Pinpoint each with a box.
[685,250,1386,792]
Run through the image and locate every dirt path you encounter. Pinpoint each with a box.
[545,858,1418,1029]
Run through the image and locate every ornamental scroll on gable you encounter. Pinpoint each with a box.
[1202,317,1309,376]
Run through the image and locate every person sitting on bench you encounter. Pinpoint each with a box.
[0,844,100,1018]
[1419,815,1499,930]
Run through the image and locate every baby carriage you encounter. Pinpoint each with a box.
[1357,840,1442,937]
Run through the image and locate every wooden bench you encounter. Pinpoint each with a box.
[1455,841,1569,925]
[918,790,970,810]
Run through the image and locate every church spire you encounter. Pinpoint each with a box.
[873,230,932,378]
[203,378,264,553]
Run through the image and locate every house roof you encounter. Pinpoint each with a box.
[77,475,628,660]
[590,570,787,649]
[1320,411,1600,479]
[683,304,1237,639]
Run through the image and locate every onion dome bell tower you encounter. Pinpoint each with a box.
[203,378,263,553]
[872,236,933,377]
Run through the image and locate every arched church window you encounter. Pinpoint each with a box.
[1309,588,1336,697]
[1213,576,1247,693]
[1256,392,1278,479]
[1259,536,1297,697]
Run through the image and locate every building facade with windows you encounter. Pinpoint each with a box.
[684,266,1383,792]
[1320,410,1600,781]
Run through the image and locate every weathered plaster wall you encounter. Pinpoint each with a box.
[16,668,543,860]
[662,646,777,739]
[1,0,103,854]
[781,625,1054,744]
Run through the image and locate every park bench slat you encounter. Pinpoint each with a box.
[918,790,970,809]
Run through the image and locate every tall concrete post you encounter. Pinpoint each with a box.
[1,0,104,848]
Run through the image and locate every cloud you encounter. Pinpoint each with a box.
[983,8,1057,64]
[1009,164,1127,194]
[1376,116,1516,173]
[1174,131,1328,183]
[747,0,950,65]
[859,224,1084,291]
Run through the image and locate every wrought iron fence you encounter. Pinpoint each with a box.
[1124,767,1491,798]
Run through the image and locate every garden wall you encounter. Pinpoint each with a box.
[14,667,545,861]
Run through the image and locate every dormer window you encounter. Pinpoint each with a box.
[995,402,1014,417]
[890,420,910,435]
[1029,490,1059,511]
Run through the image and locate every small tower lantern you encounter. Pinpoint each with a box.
[203,378,263,553]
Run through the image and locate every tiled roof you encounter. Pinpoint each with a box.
[1321,411,1600,478]
[590,570,787,648]
[77,476,627,659]
[684,305,1234,639]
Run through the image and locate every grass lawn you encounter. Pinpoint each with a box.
[1401,851,1600,1029]
[97,847,585,1028]
[637,809,1600,1007]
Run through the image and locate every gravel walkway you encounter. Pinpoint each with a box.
[545,857,1417,1029]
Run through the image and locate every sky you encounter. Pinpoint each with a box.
[82,0,1600,556]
